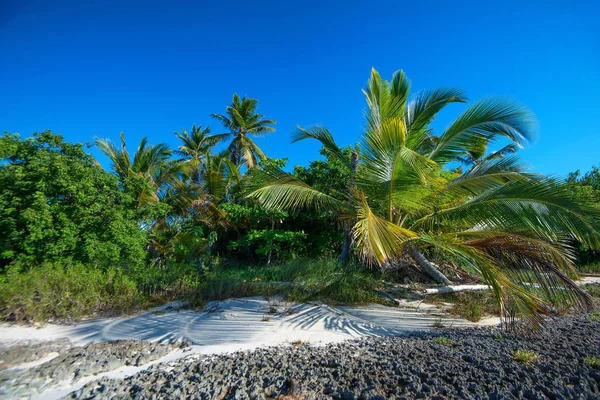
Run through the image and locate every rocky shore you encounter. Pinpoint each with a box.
[0,339,188,398]
[63,316,600,400]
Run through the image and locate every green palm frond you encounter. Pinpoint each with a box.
[249,67,599,326]
[212,94,275,167]
[429,98,537,163]
[94,134,131,179]
[442,156,531,196]
[415,177,600,247]
[292,125,351,169]
[247,167,353,214]
[404,87,467,142]
[352,194,417,266]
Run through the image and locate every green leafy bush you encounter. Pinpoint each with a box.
[512,349,541,364]
[585,356,600,369]
[432,336,453,345]
[229,229,307,262]
[0,131,147,269]
[0,263,141,322]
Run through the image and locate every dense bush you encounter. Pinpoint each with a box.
[0,131,147,269]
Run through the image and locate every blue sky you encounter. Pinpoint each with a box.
[1,0,598,176]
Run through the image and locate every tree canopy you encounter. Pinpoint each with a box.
[0,131,147,269]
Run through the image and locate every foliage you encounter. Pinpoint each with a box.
[582,284,600,298]
[430,291,499,322]
[432,336,453,345]
[228,229,307,261]
[186,258,384,307]
[211,94,275,168]
[585,356,600,369]
[512,349,540,364]
[0,262,141,322]
[293,147,353,198]
[0,131,147,269]
[578,263,600,274]
[286,259,383,304]
[95,133,177,206]
[249,68,600,325]
[567,166,600,266]
[587,312,600,322]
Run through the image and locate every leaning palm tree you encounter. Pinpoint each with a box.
[211,94,275,168]
[173,125,229,184]
[248,68,600,325]
[95,133,177,206]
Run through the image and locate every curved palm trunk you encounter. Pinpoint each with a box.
[406,245,452,285]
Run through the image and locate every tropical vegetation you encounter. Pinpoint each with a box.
[1,69,599,325]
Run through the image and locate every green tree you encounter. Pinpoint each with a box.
[249,68,600,324]
[95,133,178,206]
[211,94,276,168]
[0,131,147,269]
[173,125,228,185]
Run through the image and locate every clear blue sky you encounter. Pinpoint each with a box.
[1,0,598,175]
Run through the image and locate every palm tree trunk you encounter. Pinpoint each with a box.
[338,224,352,264]
[267,219,274,265]
[406,245,452,285]
[338,148,360,264]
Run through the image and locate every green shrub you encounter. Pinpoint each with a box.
[587,312,600,322]
[0,131,147,269]
[585,356,600,369]
[0,263,141,322]
[512,349,540,364]
[430,291,499,322]
[582,284,600,298]
[432,336,453,345]
[578,263,600,274]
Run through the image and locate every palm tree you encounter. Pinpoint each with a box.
[211,94,275,168]
[173,125,229,184]
[249,68,600,325]
[95,133,177,205]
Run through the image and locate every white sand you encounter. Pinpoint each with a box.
[0,297,496,348]
[0,297,499,400]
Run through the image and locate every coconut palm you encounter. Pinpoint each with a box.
[173,125,229,184]
[95,133,177,205]
[211,94,275,168]
[248,68,600,325]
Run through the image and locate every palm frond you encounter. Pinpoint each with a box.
[429,98,537,163]
[352,194,417,266]
[292,125,351,169]
[247,167,353,214]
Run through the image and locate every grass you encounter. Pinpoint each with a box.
[512,349,541,364]
[585,356,600,369]
[432,336,453,345]
[581,284,600,298]
[587,312,600,322]
[0,262,142,323]
[429,291,500,322]
[577,263,600,274]
[0,257,389,323]
[189,258,385,308]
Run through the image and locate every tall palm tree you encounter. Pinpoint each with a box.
[173,125,229,184]
[211,94,275,168]
[95,133,176,205]
[249,68,600,325]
